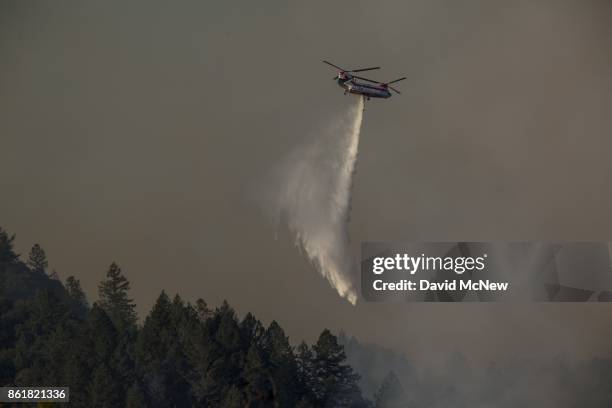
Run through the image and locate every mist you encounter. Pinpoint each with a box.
[263,97,365,305]
[342,333,612,407]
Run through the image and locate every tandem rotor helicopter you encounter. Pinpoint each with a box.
[323,60,406,100]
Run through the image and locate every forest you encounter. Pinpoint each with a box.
[0,228,405,408]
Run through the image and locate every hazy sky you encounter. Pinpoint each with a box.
[2,0,612,366]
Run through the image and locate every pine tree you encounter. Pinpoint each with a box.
[262,321,299,406]
[240,312,265,348]
[0,228,18,265]
[197,301,244,405]
[65,276,88,308]
[263,321,293,367]
[243,343,273,406]
[137,292,195,407]
[63,351,92,406]
[98,262,137,332]
[196,298,212,321]
[61,315,94,408]
[374,371,406,408]
[88,305,118,362]
[91,363,122,407]
[296,341,316,402]
[313,329,364,408]
[1,229,379,407]
[136,291,173,404]
[27,243,47,274]
[138,291,172,364]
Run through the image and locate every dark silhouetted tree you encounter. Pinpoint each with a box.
[297,341,316,403]
[27,244,47,274]
[65,276,88,308]
[240,312,265,349]
[313,329,364,408]
[196,300,244,405]
[88,304,124,405]
[0,228,375,407]
[136,292,195,407]
[262,321,299,406]
[0,228,18,265]
[91,363,122,407]
[196,298,212,321]
[12,289,88,393]
[243,343,273,406]
[98,262,137,332]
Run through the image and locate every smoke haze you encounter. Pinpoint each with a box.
[2,2,612,397]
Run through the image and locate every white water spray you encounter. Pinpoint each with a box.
[270,98,364,304]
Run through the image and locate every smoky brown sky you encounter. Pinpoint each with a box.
[2,0,612,366]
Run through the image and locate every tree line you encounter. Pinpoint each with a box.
[0,228,406,407]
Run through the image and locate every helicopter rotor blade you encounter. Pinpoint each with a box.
[389,86,401,94]
[352,75,380,84]
[350,66,380,72]
[323,60,346,71]
[386,77,407,85]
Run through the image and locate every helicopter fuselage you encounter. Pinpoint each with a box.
[323,61,404,99]
[337,77,391,99]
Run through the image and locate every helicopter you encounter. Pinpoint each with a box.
[323,60,406,100]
